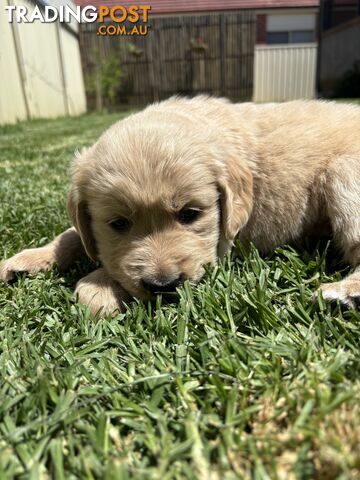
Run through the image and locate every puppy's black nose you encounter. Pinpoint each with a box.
[142,276,182,295]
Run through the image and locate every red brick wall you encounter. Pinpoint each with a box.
[256,14,267,44]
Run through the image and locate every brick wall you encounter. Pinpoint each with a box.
[256,13,267,43]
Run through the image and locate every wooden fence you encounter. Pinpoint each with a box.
[79,11,256,108]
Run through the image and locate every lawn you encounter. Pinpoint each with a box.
[0,112,360,480]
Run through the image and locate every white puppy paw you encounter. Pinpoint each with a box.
[313,279,360,309]
[0,247,55,283]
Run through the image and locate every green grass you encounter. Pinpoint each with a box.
[1,113,360,480]
[334,98,360,105]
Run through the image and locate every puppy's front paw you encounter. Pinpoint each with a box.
[313,280,360,309]
[0,247,55,283]
[75,268,128,315]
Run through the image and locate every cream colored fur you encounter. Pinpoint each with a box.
[1,96,359,313]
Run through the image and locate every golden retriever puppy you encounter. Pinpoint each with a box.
[1,96,359,313]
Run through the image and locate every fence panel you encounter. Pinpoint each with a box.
[254,43,317,102]
[60,27,87,116]
[0,0,86,125]
[16,0,66,119]
[0,1,28,124]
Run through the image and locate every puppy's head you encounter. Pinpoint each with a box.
[68,110,253,300]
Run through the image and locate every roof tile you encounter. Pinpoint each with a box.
[75,0,319,13]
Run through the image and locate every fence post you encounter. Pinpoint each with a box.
[220,13,226,96]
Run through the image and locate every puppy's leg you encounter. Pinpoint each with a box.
[0,227,85,282]
[75,268,129,315]
[315,156,360,308]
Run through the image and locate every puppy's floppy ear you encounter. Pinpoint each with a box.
[67,149,98,262]
[217,158,253,242]
[67,193,98,262]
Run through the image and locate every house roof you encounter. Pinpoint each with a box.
[75,0,319,13]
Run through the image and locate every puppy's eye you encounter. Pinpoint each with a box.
[177,208,201,225]
[109,217,131,233]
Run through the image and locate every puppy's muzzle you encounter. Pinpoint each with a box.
[141,275,183,295]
